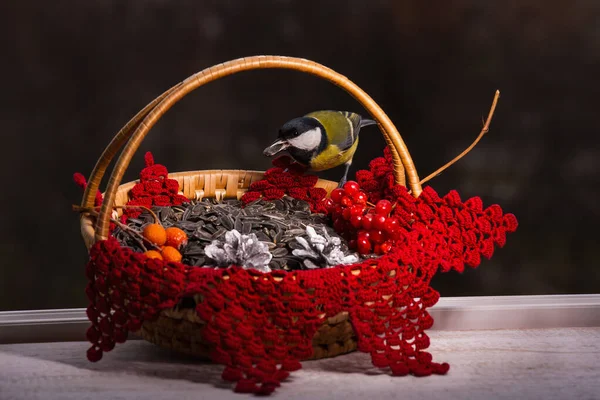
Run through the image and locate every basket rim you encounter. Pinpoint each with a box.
[80,168,339,253]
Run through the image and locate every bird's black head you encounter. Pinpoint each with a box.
[263,116,326,163]
[277,117,321,140]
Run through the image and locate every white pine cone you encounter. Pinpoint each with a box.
[292,225,358,268]
[204,229,272,272]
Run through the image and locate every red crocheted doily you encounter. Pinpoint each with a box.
[79,149,518,395]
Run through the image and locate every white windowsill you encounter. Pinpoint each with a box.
[1,294,599,344]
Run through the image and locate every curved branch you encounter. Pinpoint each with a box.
[420,90,500,186]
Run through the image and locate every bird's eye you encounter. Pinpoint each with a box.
[292,130,299,137]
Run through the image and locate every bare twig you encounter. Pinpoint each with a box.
[73,205,161,251]
[419,90,500,185]
[80,204,160,224]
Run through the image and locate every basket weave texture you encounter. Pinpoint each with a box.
[78,56,518,395]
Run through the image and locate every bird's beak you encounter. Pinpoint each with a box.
[263,140,290,157]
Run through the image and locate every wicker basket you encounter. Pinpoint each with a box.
[80,55,421,359]
[78,56,516,395]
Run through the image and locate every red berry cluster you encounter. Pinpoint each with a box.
[328,181,403,255]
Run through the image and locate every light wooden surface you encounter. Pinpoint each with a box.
[1,328,598,400]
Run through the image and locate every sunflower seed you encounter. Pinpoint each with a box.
[204,224,217,234]
[221,215,234,230]
[273,230,283,244]
[192,204,206,214]
[254,231,270,241]
[234,216,242,231]
[194,230,213,240]
[161,208,175,222]
[182,207,192,221]
[184,243,205,256]
[193,257,206,266]
[264,213,285,221]
[241,222,252,235]
[273,199,285,211]
[272,247,289,257]
[288,240,305,250]
[211,227,227,240]
[198,215,216,224]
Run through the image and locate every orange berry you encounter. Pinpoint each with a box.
[165,227,188,249]
[161,246,182,263]
[143,223,167,246]
[144,250,163,260]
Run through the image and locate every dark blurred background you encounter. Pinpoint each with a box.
[1,0,598,310]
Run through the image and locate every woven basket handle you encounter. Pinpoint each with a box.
[90,56,422,241]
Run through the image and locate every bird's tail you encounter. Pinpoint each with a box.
[360,118,377,128]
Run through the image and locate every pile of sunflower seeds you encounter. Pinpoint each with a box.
[113,196,358,271]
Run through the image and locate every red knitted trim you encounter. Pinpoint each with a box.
[354,147,399,204]
[241,156,327,213]
[120,152,189,222]
[85,236,448,393]
[73,173,104,207]
[81,146,518,395]
[84,186,516,394]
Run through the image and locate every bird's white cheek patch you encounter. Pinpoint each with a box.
[289,127,321,151]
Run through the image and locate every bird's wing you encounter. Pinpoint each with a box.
[341,111,363,133]
[331,111,360,151]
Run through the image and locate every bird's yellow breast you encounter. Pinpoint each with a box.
[309,139,359,171]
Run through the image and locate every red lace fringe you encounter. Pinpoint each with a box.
[80,149,518,395]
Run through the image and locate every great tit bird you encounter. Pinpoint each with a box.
[263,110,377,186]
